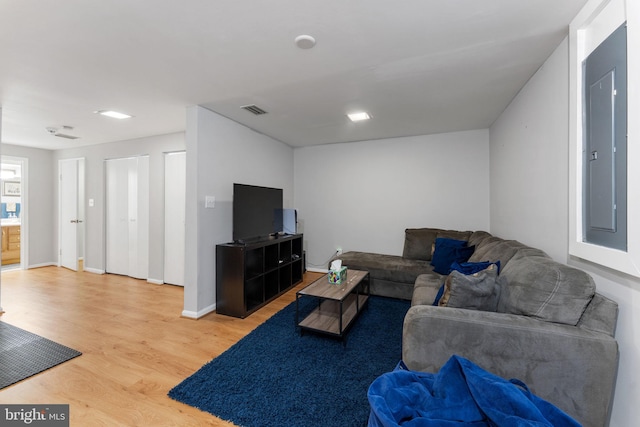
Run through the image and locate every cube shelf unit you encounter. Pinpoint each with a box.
[216,234,304,318]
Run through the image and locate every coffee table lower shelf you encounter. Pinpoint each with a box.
[297,292,369,338]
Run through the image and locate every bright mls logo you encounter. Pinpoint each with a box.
[1,405,69,426]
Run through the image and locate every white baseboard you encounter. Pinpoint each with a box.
[84,267,105,274]
[182,303,216,319]
[307,267,328,273]
[147,278,164,285]
[27,262,57,269]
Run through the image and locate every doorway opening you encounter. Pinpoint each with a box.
[1,156,27,272]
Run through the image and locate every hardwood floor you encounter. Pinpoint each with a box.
[0,266,323,426]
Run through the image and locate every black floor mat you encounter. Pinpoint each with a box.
[0,321,82,389]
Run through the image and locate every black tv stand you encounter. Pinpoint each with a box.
[234,233,282,245]
[216,234,304,318]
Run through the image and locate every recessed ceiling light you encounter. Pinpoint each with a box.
[95,110,133,119]
[295,35,316,49]
[347,112,371,122]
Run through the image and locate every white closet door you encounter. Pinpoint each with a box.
[105,156,149,279]
[106,158,129,275]
[163,152,186,286]
[129,156,149,280]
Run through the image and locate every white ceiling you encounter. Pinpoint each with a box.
[0,0,588,150]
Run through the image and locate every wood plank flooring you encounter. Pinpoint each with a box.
[0,267,323,426]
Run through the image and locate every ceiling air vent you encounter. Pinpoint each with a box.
[240,104,268,115]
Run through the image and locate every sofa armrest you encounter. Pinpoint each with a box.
[402,305,618,427]
[578,293,618,336]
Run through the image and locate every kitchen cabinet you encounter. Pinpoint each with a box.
[2,225,20,265]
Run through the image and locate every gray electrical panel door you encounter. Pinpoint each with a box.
[583,23,627,251]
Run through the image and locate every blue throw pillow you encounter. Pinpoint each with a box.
[433,284,445,306]
[451,260,501,275]
[430,238,466,271]
[431,238,475,275]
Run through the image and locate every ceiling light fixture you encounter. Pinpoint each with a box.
[45,125,80,139]
[295,35,316,49]
[347,112,371,122]
[95,110,133,119]
[54,133,80,140]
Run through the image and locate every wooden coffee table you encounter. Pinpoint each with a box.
[295,269,370,340]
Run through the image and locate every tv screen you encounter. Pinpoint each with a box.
[233,183,283,242]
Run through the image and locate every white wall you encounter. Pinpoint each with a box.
[53,132,185,281]
[1,143,55,267]
[490,37,640,427]
[294,130,491,270]
[183,106,294,317]
[490,40,570,262]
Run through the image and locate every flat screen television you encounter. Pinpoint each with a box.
[233,183,283,243]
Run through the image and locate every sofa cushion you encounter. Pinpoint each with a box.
[402,228,440,261]
[438,264,501,311]
[468,239,529,268]
[338,251,434,284]
[499,256,596,326]
[507,246,550,261]
[430,238,474,275]
[468,230,493,248]
[402,228,472,261]
[412,273,443,306]
[432,230,472,255]
[435,229,472,241]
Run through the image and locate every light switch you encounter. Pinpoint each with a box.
[205,196,215,209]
[89,198,95,207]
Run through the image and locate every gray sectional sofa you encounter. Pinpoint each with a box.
[336,228,619,427]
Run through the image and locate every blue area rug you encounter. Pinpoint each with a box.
[169,296,410,427]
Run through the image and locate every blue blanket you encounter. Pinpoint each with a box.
[367,355,581,427]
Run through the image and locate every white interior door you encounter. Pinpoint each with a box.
[163,152,186,286]
[105,156,149,279]
[59,158,82,271]
[131,156,149,280]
